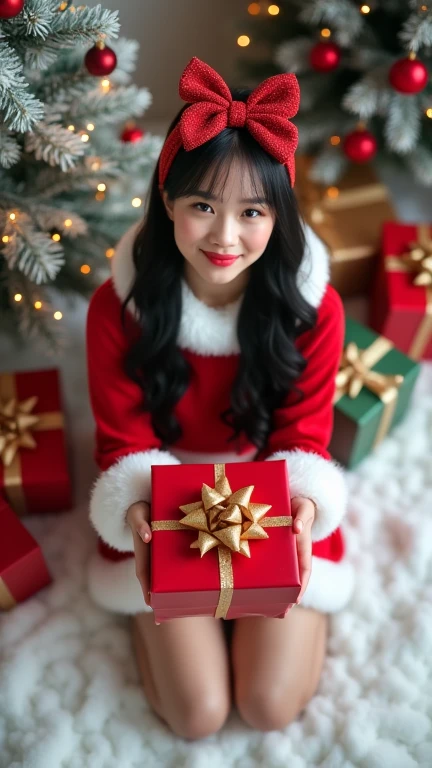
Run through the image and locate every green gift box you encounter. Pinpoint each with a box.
[329,317,421,468]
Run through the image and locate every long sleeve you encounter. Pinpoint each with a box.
[86,280,181,552]
[256,284,347,543]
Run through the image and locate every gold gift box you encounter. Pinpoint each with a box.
[295,155,396,298]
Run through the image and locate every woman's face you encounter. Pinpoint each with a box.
[162,159,276,291]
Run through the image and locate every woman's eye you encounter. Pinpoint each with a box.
[192,203,262,218]
[244,209,262,218]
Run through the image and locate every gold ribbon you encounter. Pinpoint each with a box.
[0,373,64,516]
[333,338,404,449]
[150,463,292,619]
[385,224,432,360]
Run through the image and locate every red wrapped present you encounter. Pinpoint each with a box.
[369,222,432,360]
[0,496,52,610]
[0,369,73,516]
[149,460,300,622]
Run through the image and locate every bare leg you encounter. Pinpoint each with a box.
[131,613,232,740]
[232,606,328,731]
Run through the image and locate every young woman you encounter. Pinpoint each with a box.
[86,57,355,739]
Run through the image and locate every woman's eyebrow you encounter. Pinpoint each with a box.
[190,189,268,205]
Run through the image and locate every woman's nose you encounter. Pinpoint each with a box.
[210,216,239,247]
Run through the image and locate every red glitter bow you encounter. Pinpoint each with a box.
[158,57,300,189]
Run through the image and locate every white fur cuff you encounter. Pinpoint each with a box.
[265,449,348,542]
[89,448,181,552]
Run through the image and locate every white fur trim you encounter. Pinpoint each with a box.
[86,551,354,615]
[111,221,330,356]
[300,556,355,613]
[265,449,348,543]
[87,552,151,615]
[89,448,181,552]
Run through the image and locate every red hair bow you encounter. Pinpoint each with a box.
[158,56,300,189]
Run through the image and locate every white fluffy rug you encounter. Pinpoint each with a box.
[1,326,431,767]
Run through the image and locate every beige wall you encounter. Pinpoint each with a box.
[90,0,248,132]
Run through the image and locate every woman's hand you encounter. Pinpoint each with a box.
[126,501,154,611]
[291,496,317,604]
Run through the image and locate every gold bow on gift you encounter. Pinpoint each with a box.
[0,396,40,468]
[0,373,64,516]
[385,224,432,360]
[401,232,432,287]
[334,338,404,449]
[151,464,293,619]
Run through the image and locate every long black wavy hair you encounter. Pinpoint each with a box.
[121,86,318,453]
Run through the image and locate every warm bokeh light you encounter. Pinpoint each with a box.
[237,35,251,47]
[131,197,142,207]
[97,183,106,192]
[59,1,68,9]
[64,219,72,227]
[330,135,341,145]
[95,191,105,201]
[80,264,91,274]
[81,133,90,142]
[326,186,340,199]
[321,28,331,38]
[426,108,432,118]
[360,5,371,13]
[101,79,110,91]
[86,123,95,131]
[2,235,9,243]
[52,233,61,241]
[54,311,63,320]
[248,2,260,14]
[67,124,75,131]
[9,213,16,221]
[268,5,280,15]
[14,294,22,302]
[105,248,115,258]
[34,301,42,309]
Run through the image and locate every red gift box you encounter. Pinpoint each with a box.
[0,369,73,516]
[369,222,432,361]
[150,460,301,621]
[0,496,52,610]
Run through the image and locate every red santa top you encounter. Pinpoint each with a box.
[86,221,355,615]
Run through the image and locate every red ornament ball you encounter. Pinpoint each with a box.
[0,0,24,18]
[85,44,117,77]
[120,125,145,143]
[343,129,377,163]
[309,41,341,72]
[389,56,428,94]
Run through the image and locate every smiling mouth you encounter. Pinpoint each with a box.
[201,250,242,260]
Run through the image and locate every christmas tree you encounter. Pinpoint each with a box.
[0,0,163,348]
[236,1,432,186]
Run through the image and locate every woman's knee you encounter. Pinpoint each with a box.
[236,685,310,732]
[167,690,231,740]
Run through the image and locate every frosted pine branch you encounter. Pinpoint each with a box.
[25,121,86,171]
[384,92,422,154]
[109,39,139,85]
[405,145,432,186]
[399,7,432,52]
[2,214,65,283]
[308,145,349,185]
[33,205,88,237]
[0,42,45,131]
[0,128,21,168]
[69,84,152,124]
[342,64,392,118]
[274,38,313,74]
[298,0,364,46]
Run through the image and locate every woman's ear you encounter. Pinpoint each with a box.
[161,190,174,221]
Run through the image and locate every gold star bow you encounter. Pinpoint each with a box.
[0,396,40,468]
[179,468,272,558]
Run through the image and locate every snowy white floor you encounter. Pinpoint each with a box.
[1,293,432,768]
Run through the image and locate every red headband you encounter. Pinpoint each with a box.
[158,56,300,191]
